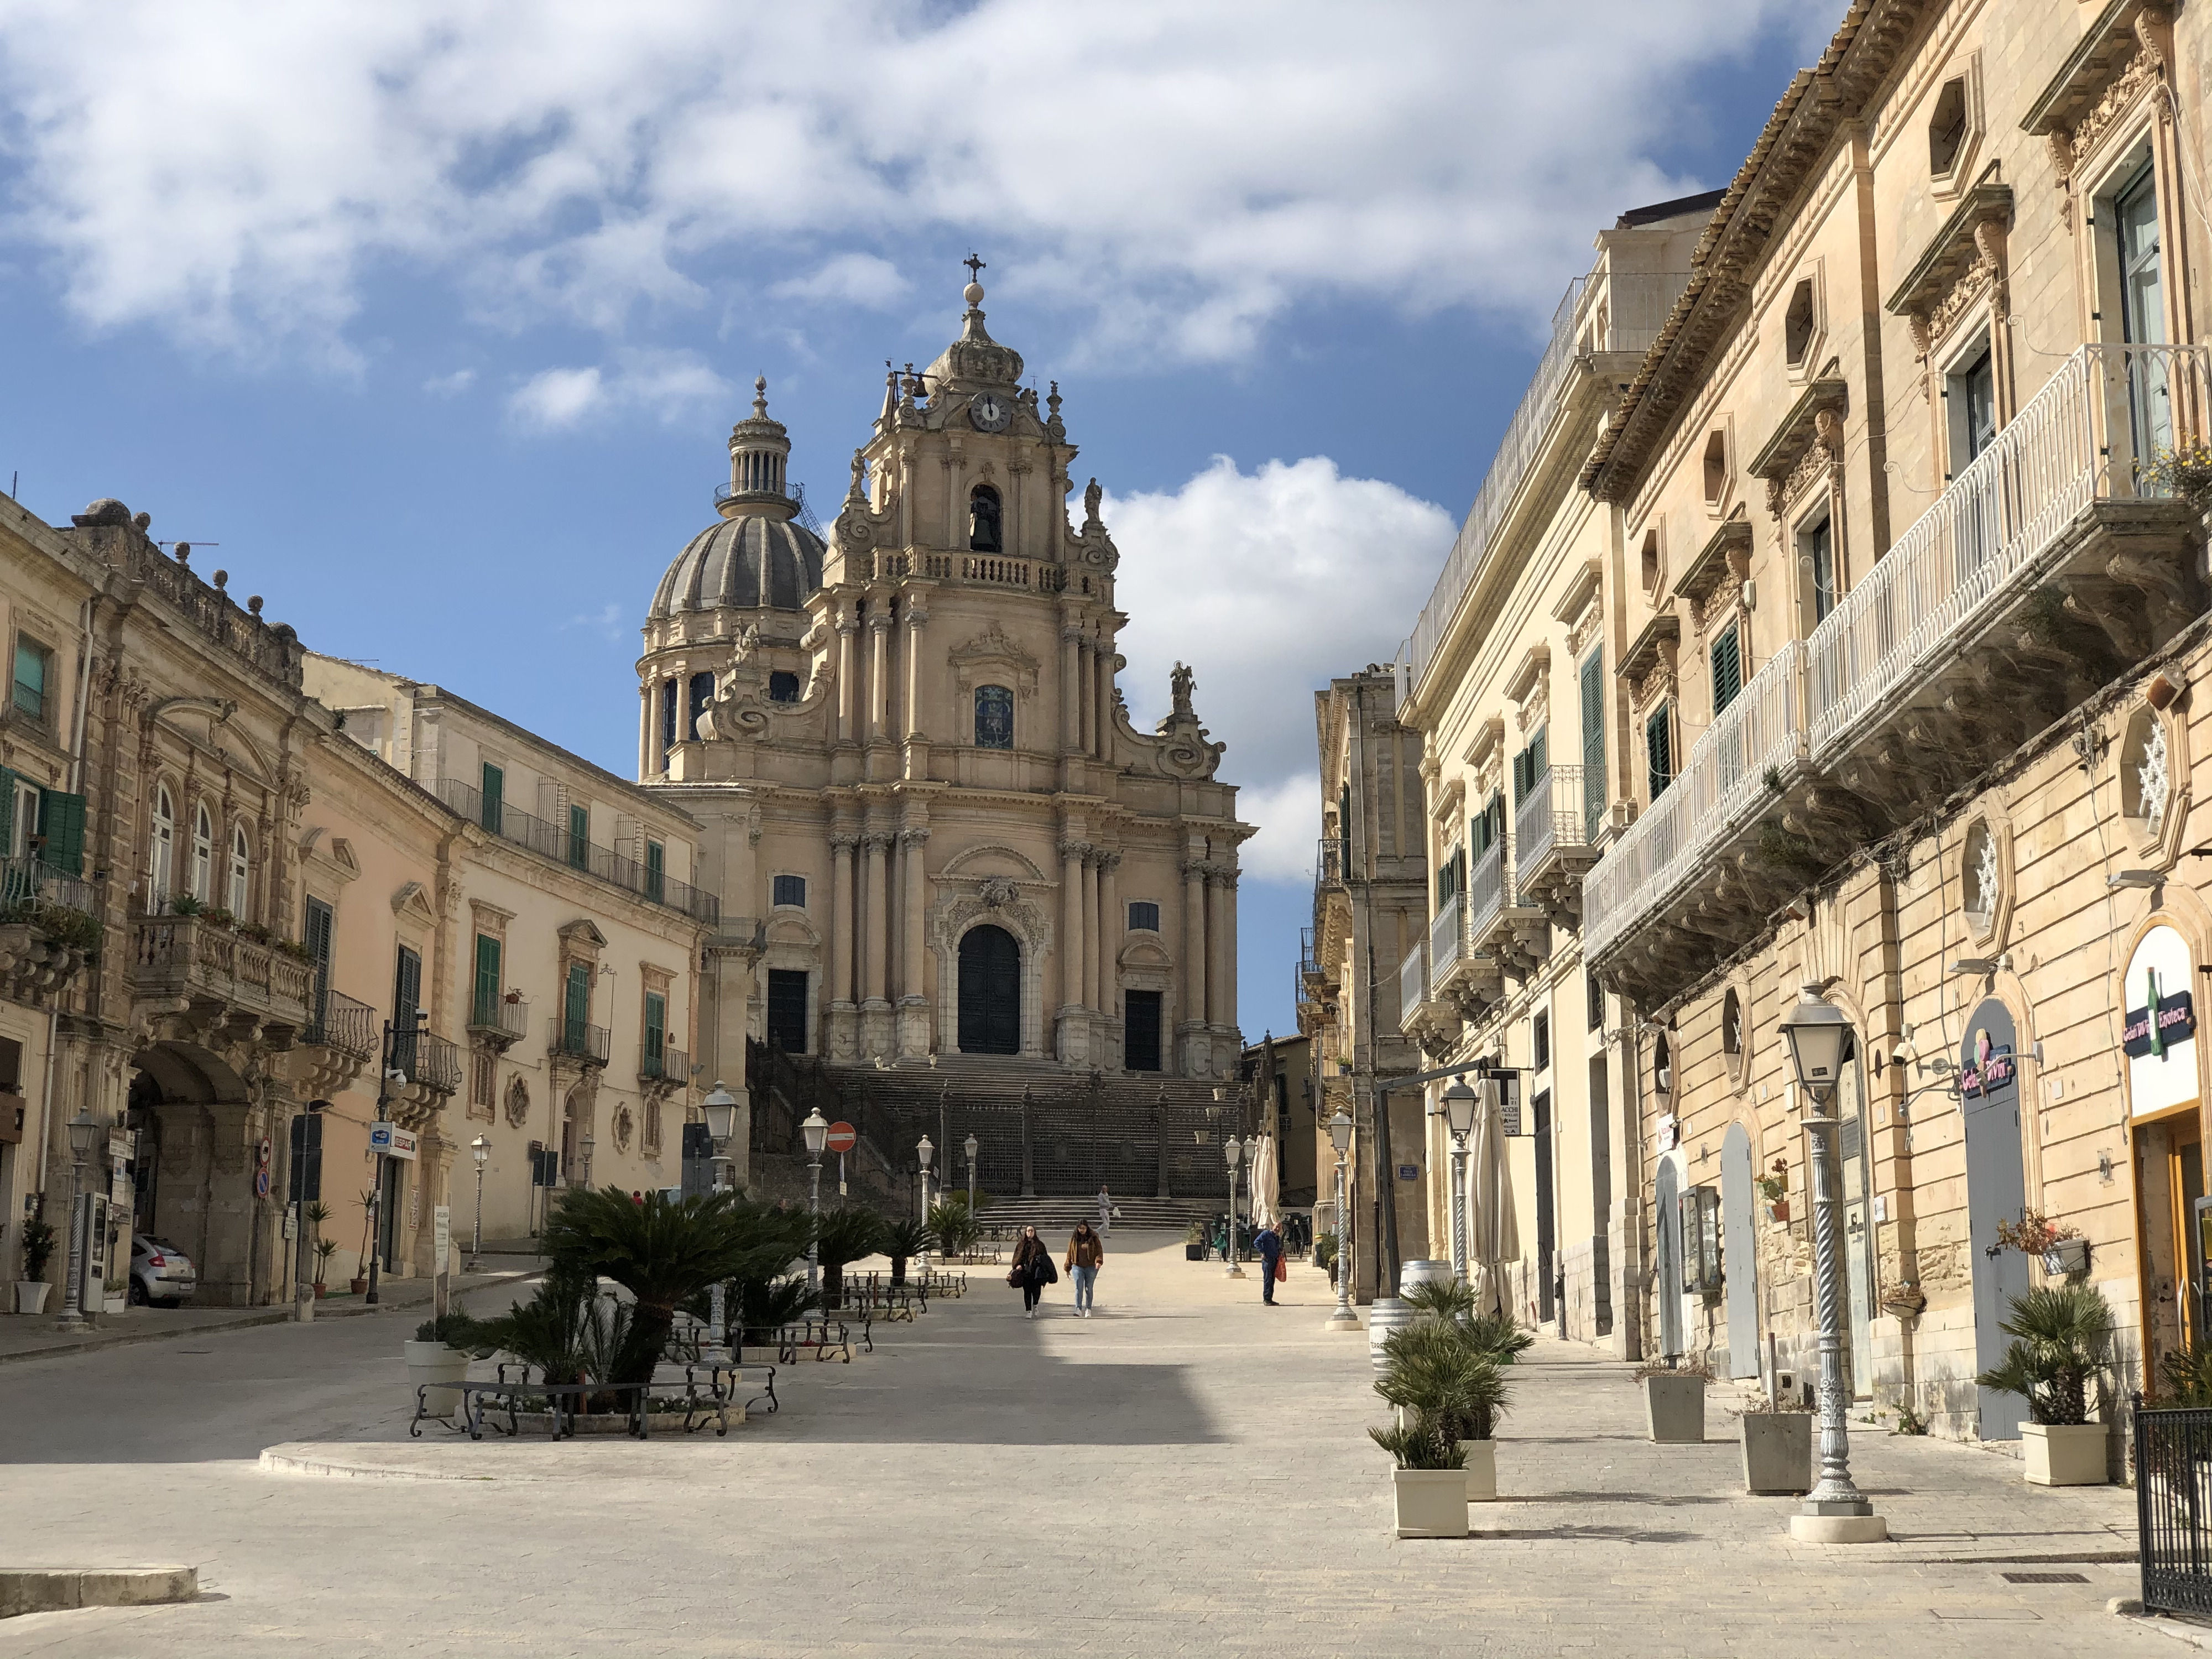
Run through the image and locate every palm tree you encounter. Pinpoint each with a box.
[1975,1283,2115,1426]
[813,1208,890,1310]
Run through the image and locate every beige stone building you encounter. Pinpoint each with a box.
[639,273,1251,1177]
[1574,0,2212,1440]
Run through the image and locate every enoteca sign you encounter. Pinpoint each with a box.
[1959,1000,2018,1104]
[2126,924,2200,1119]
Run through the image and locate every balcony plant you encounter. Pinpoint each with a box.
[1735,1395,1812,1494]
[1635,1354,1713,1443]
[167,894,205,917]
[1974,1282,2115,1485]
[15,1218,55,1313]
[2143,440,2212,507]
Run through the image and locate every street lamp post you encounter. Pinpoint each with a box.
[367,1010,426,1308]
[1441,1078,1479,1287]
[1777,983,1887,1545]
[964,1133,979,1213]
[1223,1136,1246,1279]
[702,1082,740,1352]
[468,1135,489,1274]
[1326,1108,1357,1329]
[801,1108,828,1295]
[916,1137,935,1271]
[55,1110,100,1328]
[580,1132,595,1190]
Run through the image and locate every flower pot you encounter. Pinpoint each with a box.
[403,1340,470,1410]
[1766,1199,1789,1224]
[313,1283,327,1298]
[14,1280,50,1314]
[1740,1412,1812,1493]
[1391,1467,1469,1538]
[1185,1244,1204,1261]
[349,1277,368,1295]
[2023,1422,2107,1486]
[1459,1438,1497,1502]
[1644,1373,1707,1443]
[1368,1298,1412,1374]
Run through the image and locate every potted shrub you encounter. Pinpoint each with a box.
[406,1311,479,1409]
[1369,1418,1469,1538]
[1378,1298,1513,1504]
[1975,1282,2115,1486]
[1312,1228,1337,1277]
[1757,1160,1789,1224]
[314,1238,338,1296]
[1183,1221,1206,1262]
[15,1218,55,1314]
[1737,1397,1812,1494]
[881,1218,928,1288]
[1636,1356,1711,1443]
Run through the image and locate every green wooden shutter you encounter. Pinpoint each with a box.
[1710,625,1742,714]
[480,763,504,833]
[1647,705,1674,800]
[644,991,666,1076]
[393,943,422,1076]
[565,961,589,1047]
[39,791,85,876]
[1530,726,1546,784]
[473,934,501,1028]
[1580,650,1605,841]
[645,840,665,904]
[567,804,589,869]
[304,898,334,1033]
[0,768,17,864]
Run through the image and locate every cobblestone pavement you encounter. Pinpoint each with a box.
[0,1231,2176,1657]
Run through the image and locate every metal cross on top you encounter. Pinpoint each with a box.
[963,252,986,282]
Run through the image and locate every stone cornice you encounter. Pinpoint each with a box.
[1675,519,1754,612]
[1748,378,1850,482]
[1619,612,1681,688]
[2021,0,2161,137]
[1884,178,2012,320]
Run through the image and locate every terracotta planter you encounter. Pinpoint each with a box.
[1766,1199,1790,1224]
[349,1277,368,1295]
[1740,1412,1812,1493]
[1459,1438,1498,1502]
[14,1280,50,1314]
[2023,1422,2107,1486]
[1390,1467,1469,1538]
[1644,1374,1707,1443]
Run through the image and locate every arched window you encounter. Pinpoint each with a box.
[968,485,1003,553]
[190,804,213,902]
[228,826,251,916]
[149,786,174,909]
[974,685,1014,749]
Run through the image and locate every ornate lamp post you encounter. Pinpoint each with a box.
[1223,1135,1247,1278]
[1777,983,1887,1544]
[964,1133,979,1212]
[1326,1108,1357,1329]
[55,1110,100,1328]
[467,1135,489,1274]
[702,1083,740,1350]
[916,1136,935,1271]
[580,1132,595,1191]
[1441,1078,1478,1286]
[801,1108,828,1294]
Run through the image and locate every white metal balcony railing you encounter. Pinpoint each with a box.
[1584,342,2211,964]
[1402,270,1693,698]
[1430,891,1463,984]
[1399,941,1426,1027]
[1514,763,1590,878]
[1467,839,1506,940]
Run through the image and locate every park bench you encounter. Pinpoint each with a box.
[409,1359,760,1440]
[766,1316,868,1363]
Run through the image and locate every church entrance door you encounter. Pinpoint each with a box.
[957,926,1021,1055]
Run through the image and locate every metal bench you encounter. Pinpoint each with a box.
[770,1316,867,1363]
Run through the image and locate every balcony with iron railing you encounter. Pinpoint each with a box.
[0,856,95,920]
[1513,764,1601,924]
[434,775,719,926]
[1398,940,1426,1030]
[1585,343,2212,1006]
[302,988,375,1057]
[641,1042,688,1088]
[391,1028,462,1097]
[468,992,531,1051]
[1401,269,1693,701]
[549,1015,612,1068]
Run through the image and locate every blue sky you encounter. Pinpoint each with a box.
[0,0,1834,1042]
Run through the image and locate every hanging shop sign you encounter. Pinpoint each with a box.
[368,1122,420,1161]
[2126,925,2200,1118]
[1959,1000,2019,1104]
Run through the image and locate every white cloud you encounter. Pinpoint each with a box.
[770,253,909,309]
[422,368,476,397]
[506,348,729,431]
[0,0,1829,363]
[1108,455,1453,878]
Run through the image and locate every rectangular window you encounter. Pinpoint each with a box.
[645,840,665,904]
[1646,703,1674,801]
[35,787,85,875]
[1948,345,1997,469]
[479,763,504,834]
[1436,847,1459,905]
[772,874,807,909]
[1533,1010,1551,1072]
[659,679,677,765]
[1125,989,1164,1072]
[471,1050,496,1110]
[393,943,422,1076]
[564,961,591,1051]
[1588,967,1605,1032]
[643,990,667,1078]
[766,968,809,1053]
[1511,727,1548,804]
[8,778,38,860]
[1128,900,1161,932]
[12,638,49,723]
[1710,624,1742,715]
[1580,649,1606,842]
[472,934,502,1029]
[1803,515,1837,624]
[304,897,335,1035]
[567,804,589,869]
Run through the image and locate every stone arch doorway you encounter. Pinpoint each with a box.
[957,925,1021,1055]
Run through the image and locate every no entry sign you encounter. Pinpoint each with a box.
[825,1121,857,1155]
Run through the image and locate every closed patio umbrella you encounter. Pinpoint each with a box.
[1466,1089,1520,1317]
[1250,1133,1279,1229]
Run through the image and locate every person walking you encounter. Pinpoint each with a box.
[1097,1185,1119,1237]
[1010,1225,1055,1318]
[1066,1220,1104,1318]
[1254,1217,1285,1306]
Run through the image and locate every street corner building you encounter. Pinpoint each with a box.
[1311,0,2212,1455]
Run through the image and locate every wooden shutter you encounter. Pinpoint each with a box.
[645,841,665,903]
[473,935,501,1026]
[36,790,84,874]
[1580,651,1605,839]
[394,945,421,1022]
[1647,705,1673,799]
[0,768,16,860]
[304,898,334,1031]
[568,805,589,869]
[1710,624,1742,714]
[644,992,666,1070]
[565,961,590,1039]
[480,764,504,833]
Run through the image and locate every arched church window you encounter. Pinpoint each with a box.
[688,671,714,741]
[768,671,801,704]
[974,685,1014,749]
[190,803,213,902]
[149,786,174,909]
[968,485,1003,554]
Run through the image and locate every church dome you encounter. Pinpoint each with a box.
[650,514,825,619]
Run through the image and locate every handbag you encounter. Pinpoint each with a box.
[1274,1254,1287,1282]
[1042,1258,1060,1286]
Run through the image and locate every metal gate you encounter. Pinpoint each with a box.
[2139,1401,2212,1618]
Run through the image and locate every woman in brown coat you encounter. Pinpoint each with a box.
[1011,1225,1054,1317]
[1066,1221,1104,1318]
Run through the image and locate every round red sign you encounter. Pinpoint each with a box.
[825,1120,857,1155]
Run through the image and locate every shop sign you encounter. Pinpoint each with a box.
[368,1122,420,1161]
[2124,978,2197,1058]
[1959,1001,2018,1103]
[2126,925,2201,1119]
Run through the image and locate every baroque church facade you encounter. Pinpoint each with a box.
[637,271,1250,1090]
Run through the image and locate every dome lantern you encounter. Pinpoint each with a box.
[719,375,796,523]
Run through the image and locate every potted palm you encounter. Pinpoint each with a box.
[1184,1221,1207,1262]
[406,1310,479,1408]
[881,1217,929,1288]
[1636,1355,1712,1443]
[1377,1300,1512,1506]
[1975,1282,2115,1485]
[313,1238,338,1296]
[15,1218,55,1313]
[1737,1396,1812,1494]
[1369,1416,1469,1538]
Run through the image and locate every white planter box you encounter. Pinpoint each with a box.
[403,1340,469,1408]
[2023,1422,2107,1486]
[1741,1412,1812,1493]
[1391,1467,1469,1538]
[14,1280,50,1315]
[1644,1374,1707,1443]
[1459,1438,1497,1502]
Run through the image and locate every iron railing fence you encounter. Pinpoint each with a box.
[1402,270,1693,696]
[0,856,95,919]
[469,993,530,1041]
[1514,763,1588,880]
[435,775,720,925]
[1467,838,1506,940]
[303,987,375,1057]
[549,1016,612,1066]
[1399,941,1426,1028]
[641,1043,689,1084]
[1430,891,1463,984]
[2138,1401,2212,1619]
[392,1029,461,1095]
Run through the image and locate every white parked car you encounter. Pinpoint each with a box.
[129,1235,196,1307]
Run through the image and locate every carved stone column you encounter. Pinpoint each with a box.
[1079,851,1100,1013]
[637,681,652,779]
[1058,837,1089,1061]
[1094,627,1115,761]
[1060,622,1084,752]
[1207,868,1231,1029]
[862,832,891,1009]
[829,831,859,1020]
[1097,850,1122,1059]
[867,610,892,746]
[1078,639,1097,755]
[898,826,931,1056]
[834,610,859,745]
[903,603,929,739]
[1181,857,1209,1076]
[1216,867,1239,1045]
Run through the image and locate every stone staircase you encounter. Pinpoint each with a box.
[971,1195,1219,1233]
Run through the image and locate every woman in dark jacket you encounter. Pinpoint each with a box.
[1011,1225,1053,1317]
